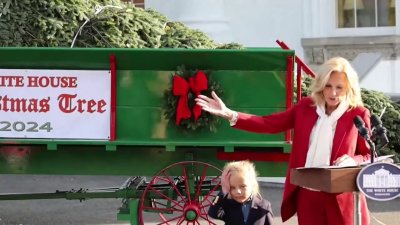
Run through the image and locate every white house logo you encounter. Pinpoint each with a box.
[356,162,400,201]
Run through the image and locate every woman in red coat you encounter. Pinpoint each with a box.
[196,57,371,225]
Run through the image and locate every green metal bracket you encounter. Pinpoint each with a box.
[283,143,292,153]
[106,144,117,151]
[130,198,139,225]
[117,199,131,221]
[223,145,234,152]
[165,145,175,152]
[117,210,130,221]
[185,152,194,161]
[46,143,57,151]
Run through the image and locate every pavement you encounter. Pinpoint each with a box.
[0,175,398,225]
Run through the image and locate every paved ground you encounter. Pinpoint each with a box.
[0,175,398,225]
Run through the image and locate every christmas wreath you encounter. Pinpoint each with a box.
[163,66,223,131]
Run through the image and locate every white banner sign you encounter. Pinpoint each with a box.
[0,69,111,139]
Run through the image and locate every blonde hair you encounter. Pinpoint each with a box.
[310,57,363,108]
[223,160,261,198]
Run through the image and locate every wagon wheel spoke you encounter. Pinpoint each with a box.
[182,165,192,203]
[161,171,186,201]
[156,214,184,225]
[193,164,209,201]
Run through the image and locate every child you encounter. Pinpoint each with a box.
[208,160,274,225]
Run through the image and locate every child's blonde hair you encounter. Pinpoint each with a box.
[223,160,261,198]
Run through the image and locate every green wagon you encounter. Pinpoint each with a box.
[0,47,295,224]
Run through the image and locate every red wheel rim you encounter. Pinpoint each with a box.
[139,161,222,225]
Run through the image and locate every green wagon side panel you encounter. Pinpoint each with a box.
[116,70,286,142]
[0,146,288,177]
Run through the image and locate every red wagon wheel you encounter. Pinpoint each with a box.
[139,161,222,225]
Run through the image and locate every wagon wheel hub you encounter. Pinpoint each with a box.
[184,204,199,221]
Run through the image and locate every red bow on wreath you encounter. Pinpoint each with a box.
[173,70,208,125]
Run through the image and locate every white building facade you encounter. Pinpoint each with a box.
[146,0,400,100]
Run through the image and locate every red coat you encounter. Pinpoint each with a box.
[234,97,371,224]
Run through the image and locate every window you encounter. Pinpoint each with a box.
[337,0,396,28]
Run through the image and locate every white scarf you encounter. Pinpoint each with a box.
[305,100,349,167]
